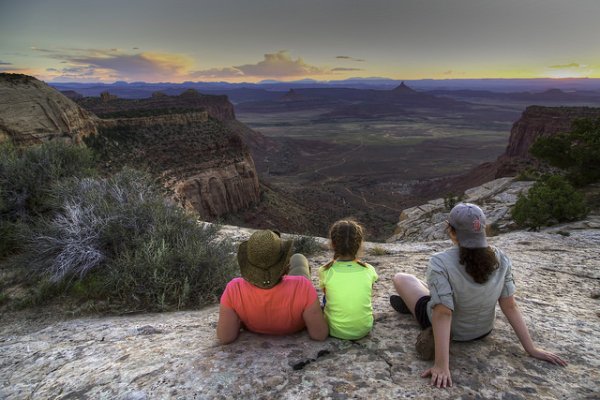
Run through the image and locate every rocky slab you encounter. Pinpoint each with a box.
[1,226,599,399]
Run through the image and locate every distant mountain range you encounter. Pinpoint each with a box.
[50,77,600,100]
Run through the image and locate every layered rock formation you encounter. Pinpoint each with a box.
[387,177,537,243]
[172,155,260,218]
[76,88,235,121]
[0,74,97,145]
[94,112,260,219]
[463,106,600,185]
[1,74,260,220]
[497,106,600,176]
[1,222,598,399]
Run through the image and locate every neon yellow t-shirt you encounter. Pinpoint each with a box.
[318,260,378,340]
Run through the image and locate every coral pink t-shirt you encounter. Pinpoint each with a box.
[220,276,318,335]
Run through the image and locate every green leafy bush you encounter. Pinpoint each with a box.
[531,118,600,186]
[21,169,237,310]
[512,175,588,230]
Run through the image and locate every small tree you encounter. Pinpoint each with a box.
[531,118,600,186]
[512,175,587,230]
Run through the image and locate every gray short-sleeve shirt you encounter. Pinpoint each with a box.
[426,246,516,341]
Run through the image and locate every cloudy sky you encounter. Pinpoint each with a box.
[1,0,599,83]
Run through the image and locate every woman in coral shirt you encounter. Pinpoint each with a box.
[217,230,328,344]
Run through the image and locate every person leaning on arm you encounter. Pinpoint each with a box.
[217,229,328,344]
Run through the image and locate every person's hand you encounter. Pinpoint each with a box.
[421,365,452,388]
[528,347,568,366]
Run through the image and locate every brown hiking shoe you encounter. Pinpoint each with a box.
[415,327,435,360]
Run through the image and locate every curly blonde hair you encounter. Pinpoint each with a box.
[323,219,367,270]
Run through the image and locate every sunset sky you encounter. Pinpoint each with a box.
[1,0,599,83]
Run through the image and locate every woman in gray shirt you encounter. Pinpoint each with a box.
[391,203,567,388]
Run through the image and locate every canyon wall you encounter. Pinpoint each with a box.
[496,105,600,176]
[1,74,260,220]
[455,105,600,189]
[94,107,260,220]
[76,88,235,121]
[0,74,97,145]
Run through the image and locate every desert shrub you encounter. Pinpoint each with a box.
[369,245,390,256]
[292,235,322,255]
[515,168,543,182]
[531,118,600,186]
[512,175,588,230]
[444,192,463,211]
[21,168,238,311]
[0,141,95,220]
[0,219,24,259]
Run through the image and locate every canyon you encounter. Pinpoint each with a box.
[0,74,260,220]
[1,73,600,399]
[3,73,600,238]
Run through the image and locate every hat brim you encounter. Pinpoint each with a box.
[237,238,294,289]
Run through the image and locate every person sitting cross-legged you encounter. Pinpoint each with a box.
[217,229,328,344]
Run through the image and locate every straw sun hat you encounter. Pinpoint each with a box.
[237,230,294,289]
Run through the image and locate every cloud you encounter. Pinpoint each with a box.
[0,61,12,65]
[336,55,365,62]
[189,67,244,79]
[191,51,328,80]
[30,48,194,82]
[27,47,358,82]
[233,51,327,78]
[66,52,193,81]
[549,63,582,69]
[331,67,364,72]
[442,70,466,76]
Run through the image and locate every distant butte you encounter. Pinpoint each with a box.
[391,81,417,94]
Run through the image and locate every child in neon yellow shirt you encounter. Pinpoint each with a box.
[319,219,378,340]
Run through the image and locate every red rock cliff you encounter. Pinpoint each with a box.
[496,106,600,176]
[457,105,600,187]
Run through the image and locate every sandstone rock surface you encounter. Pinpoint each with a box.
[0,74,97,145]
[388,177,535,243]
[1,225,598,399]
[174,154,260,218]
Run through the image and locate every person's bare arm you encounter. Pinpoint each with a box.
[302,299,329,341]
[499,295,567,366]
[216,304,241,345]
[421,304,453,388]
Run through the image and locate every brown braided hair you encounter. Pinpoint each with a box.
[323,219,368,270]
